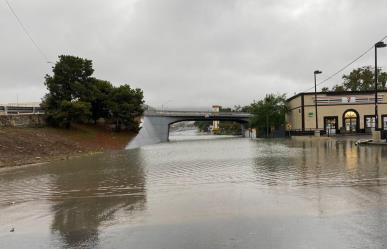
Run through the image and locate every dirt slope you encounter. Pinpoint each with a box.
[0,125,135,167]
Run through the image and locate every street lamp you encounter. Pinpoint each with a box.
[374,41,386,130]
[314,70,322,130]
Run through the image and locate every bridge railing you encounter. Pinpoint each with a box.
[144,110,252,117]
[0,105,44,115]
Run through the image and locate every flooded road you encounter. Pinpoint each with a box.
[1,134,387,248]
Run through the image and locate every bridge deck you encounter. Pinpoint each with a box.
[145,110,252,118]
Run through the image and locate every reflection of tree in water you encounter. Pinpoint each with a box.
[49,150,146,248]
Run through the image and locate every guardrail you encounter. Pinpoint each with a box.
[0,105,44,115]
[145,110,252,117]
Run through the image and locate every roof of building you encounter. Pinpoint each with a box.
[286,90,387,102]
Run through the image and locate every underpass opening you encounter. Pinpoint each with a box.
[168,119,249,141]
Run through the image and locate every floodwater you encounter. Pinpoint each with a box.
[1,133,387,249]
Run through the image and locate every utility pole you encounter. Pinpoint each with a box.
[314,70,322,130]
[375,41,386,129]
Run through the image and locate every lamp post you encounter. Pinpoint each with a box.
[314,70,322,130]
[374,41,386,130]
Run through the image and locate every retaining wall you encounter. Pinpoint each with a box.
[0,114,46,127]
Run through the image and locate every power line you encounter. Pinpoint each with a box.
[3,0,49,62]
[301,34,387,93]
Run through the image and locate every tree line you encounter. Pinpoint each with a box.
[42,55,144,131]
[322,66,387,92]
[243,94,288,137]
[193,100,288,137]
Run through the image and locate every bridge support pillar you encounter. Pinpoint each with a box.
[127,116,180,149]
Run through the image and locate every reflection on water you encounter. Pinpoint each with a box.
[49,151,146,248]
[0,151,146,249]
[169,129,239,141]
[249,138,387,187]
[1,136,387,248]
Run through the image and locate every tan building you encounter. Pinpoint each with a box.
[286,91,387,134]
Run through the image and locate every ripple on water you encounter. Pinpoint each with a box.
[2,137,387,249]
[1,137,387,204]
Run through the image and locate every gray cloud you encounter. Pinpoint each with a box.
[1,0,387,108]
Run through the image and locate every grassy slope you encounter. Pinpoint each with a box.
[0,125,135,167]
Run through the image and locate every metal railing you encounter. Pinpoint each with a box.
[0,105,44,115]
[145,110,252,117]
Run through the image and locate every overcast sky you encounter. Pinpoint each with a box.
[1,0,387,108]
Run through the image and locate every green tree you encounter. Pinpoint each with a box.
[332,84,345,92]
[107,85,144,131]
[342,66,373,91]
[324,66,387,92]
[42,55,145,131]
[42,55,94,127]
[220,107,232,112]
[379,71,387,90]
[233,105,242,112]
[194,121,212,132]
[88,79,114,124]
[56,101,92,128]
[248,94,287,137]
[218,122,241,135]
[241,105,252,113]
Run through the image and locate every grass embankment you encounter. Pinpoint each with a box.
[0,125,135,168]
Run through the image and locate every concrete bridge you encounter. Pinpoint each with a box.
[127,110,252,148]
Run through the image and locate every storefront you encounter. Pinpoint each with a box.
[343,110,359,133]
[286,91,387,134]
[323,116,338,135]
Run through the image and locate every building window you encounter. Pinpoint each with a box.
[365,116,376,128]
[343,110,358,133]
[383,115,387,131]
[324,116,338,135]
[364,115,376,133]
[344,111,357,119]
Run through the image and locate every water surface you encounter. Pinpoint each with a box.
[1,135,387,248]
